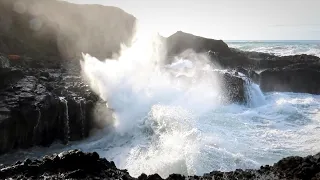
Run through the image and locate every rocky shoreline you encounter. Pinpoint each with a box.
[1,149,320,180]
[1,0,320,179]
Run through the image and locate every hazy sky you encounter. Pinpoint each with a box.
[64,0,320,40]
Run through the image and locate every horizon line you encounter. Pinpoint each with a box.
[224,40,320,42]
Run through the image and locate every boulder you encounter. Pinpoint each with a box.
[217,71,247,104]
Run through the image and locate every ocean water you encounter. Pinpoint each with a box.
[1,32,320,178]
[227,40,320,57]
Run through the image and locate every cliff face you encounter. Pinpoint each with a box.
[0,0,136,61]
[0,0,137,154]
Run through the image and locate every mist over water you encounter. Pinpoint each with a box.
[1,25,320,178]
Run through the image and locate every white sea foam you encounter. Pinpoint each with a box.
[228,42,320,57]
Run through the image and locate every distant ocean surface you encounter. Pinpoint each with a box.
[227,40,320,57]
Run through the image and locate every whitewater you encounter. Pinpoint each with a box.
[228,41,320,57]
[1,27,320,178]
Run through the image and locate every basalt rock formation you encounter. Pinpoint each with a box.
[0,0,136,154]
[1,149,320,180]
[0,54,100,154]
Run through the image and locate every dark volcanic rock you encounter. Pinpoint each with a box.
[230,49,320,70]
[0,67,99,154]
[260,63,320,94]
[166,32,258,69]
[257,54,320,69]
[0,150,130,180]
[0,0,133,154]
[1,150,320,180]
[166,31,232,57]
[0,52,101,154]
[217,71,247,104]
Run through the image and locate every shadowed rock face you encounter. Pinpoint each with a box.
[0,0,136,61]
[0,54,100,154]
[260,64,320,94]
[1,149,320,180]
[257,54,320,69]
[166,31,232,57]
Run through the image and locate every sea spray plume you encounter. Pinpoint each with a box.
[80,31,226,133]
[80,24,243,177]
[80,22,168,134]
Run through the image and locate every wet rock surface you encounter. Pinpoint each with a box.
[217,70,247,104]
[260,65,320,94]
[0,54,99,154]
[0,0,136,155]
[1,149,320,180]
